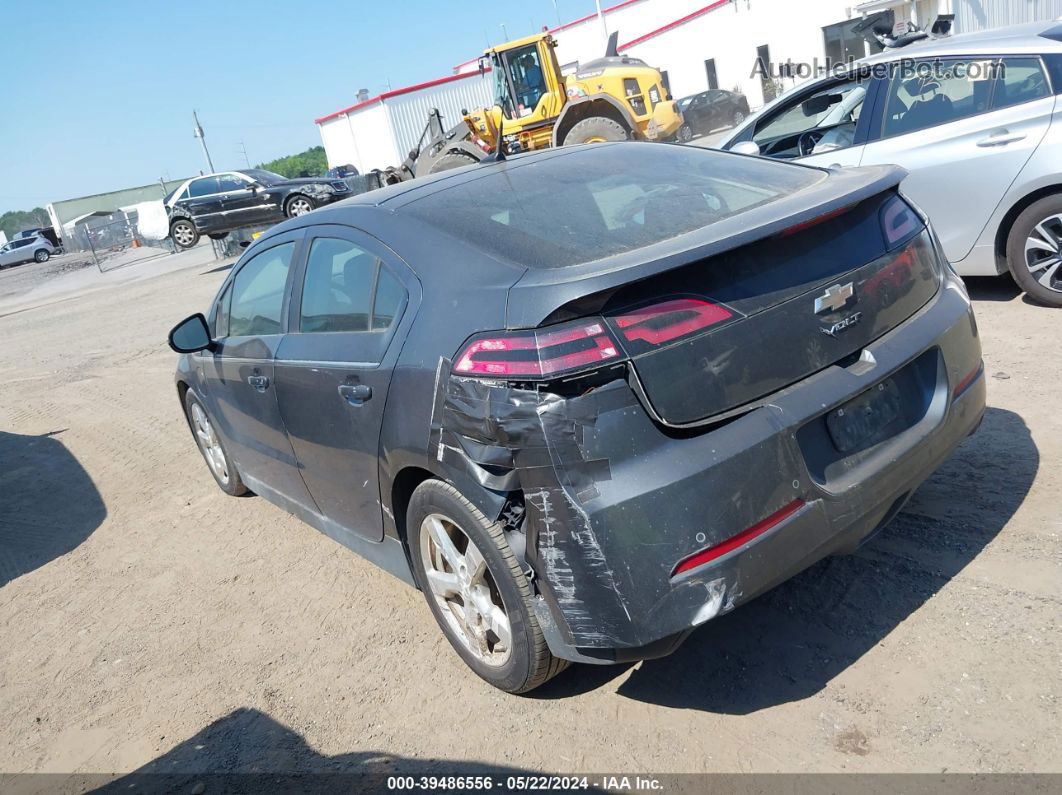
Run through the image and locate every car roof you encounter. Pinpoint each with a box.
[860,20,1062,64]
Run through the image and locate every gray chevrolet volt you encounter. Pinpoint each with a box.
[168,142,986,693]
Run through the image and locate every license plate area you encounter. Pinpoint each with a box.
[826,378,904,453]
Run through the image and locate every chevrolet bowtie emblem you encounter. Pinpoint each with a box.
[815,282,855,314]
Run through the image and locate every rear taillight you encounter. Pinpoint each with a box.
[453,319,621,378]
[607,298,735,356]
[881,195,921,248]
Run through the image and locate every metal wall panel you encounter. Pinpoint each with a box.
[385,73,494,163]
[952,0,1062,33]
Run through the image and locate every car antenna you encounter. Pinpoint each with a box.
[483,104,507,163]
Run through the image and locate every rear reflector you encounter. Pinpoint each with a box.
[952,361,984,399]
[608,298,734,356]
[672,499,805,577]
[454,319,621,378]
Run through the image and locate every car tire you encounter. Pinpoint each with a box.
[208,232,229,241]
[678,123,693,143]
[170,219,199,250]
[732,110,746,127]
[562,116,629,145]
[408,479,569,693]
[34,249,49,263]
[1006,194,1062,307]
[183,389,248,496]
[285,194,314,218]
[428,152,480,174]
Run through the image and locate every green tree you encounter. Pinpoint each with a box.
[0,207,51,239]
[256,146,328,179]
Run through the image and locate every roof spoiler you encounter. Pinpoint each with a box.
[853,10,954,50]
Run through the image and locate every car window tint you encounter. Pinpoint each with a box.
[372,267,404,330]
[228,242,294,336]
[992,58,1050,110]
[188,177,219,198]
[405,145,822,269]
[300,238,377,333]
[883,59,995,137]
[753,78,865,145]
[216,174,249,192]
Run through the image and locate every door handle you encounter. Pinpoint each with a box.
[976,130,1026,147]
[247,374,270,392]
[338,383,372,406]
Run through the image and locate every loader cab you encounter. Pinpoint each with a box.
[487,34,565,129]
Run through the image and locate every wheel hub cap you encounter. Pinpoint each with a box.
[1025,214,1062,293]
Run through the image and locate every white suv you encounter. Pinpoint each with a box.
[0,235,58,268]
[720,20,1062,306]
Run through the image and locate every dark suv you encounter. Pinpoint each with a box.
[165,169,351,249]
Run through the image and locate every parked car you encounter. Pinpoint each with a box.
[168,142,985,693]
[164,169,353,250]
[676,88,750,141]
[719,20,1062,306]
[0,235,57,268]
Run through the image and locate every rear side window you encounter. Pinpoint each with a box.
[188,177,219,198]
[883,59,995,137]
[299,238,406,333]
[403,145,823,269]
[228,242,294,336]
[991,57,1050,110]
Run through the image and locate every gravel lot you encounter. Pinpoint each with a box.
[0,244,1059,781]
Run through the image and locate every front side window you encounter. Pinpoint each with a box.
[188,177,220,198]
[216,174,250,192]
[753,77,866,156]
[299,237,406,333]
[883,59,995,137]
[214,283,232,338]
[991,57,1050,110]
[228,242,294,337]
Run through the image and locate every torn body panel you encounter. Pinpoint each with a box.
[427,273,984,659]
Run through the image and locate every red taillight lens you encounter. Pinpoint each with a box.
[607,298,734,356]
[672,499,805,577]
[881,195,921,248]
[453,319,621,378]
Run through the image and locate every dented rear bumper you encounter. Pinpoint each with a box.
[429,277,984,664]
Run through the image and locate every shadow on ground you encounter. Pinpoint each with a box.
[0,430,106,588]
[541,407,1036,712]
[965,275,1020,302]
[86,708,604,794]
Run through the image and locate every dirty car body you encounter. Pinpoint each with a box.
[172,142,985,677]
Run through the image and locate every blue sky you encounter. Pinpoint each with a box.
[0,0,603,213]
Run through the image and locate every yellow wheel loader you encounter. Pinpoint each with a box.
[382,31,682,182]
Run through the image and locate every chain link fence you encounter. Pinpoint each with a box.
[69,209,175,273]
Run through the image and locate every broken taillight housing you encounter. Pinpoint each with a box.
[453,319,622,378]
[453,298,736,380]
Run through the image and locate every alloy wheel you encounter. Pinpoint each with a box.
[190,403,229,485]
[1024,213,1062,292]
[733,110,745,127]
[288,197,313,216]
[419,512,512,667]
[173,223,196,247]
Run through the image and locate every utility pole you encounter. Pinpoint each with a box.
[595,0,608,45]
[193,110,215,173]
[500,22,508,40]
[236,140,250,169]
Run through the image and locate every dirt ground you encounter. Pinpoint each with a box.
[0,248,1059,781]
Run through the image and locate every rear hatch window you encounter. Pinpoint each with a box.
[603,194,941,424]
[401,144,824,269]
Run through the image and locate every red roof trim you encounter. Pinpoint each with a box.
[619,0,729,50]
[315,68,492,125]
[451,0,647,72]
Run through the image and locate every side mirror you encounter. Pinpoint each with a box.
[248,182,261,192]
[168,313,214,353]
[731,140,761,156]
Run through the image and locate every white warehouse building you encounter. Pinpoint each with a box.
[316,0,1062,172]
